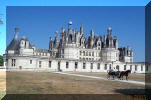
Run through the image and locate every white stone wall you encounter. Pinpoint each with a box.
[101,48,119,62]
[64,46,79,60]
[124,56,133,62]
[79,48,101,61]
[7,50,15,54]
[6,56,146,73]
[19,48,34,56]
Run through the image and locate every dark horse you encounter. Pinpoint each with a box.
[119,70,131,80]
[107,70,121,80]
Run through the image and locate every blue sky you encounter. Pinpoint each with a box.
[0,0,151,62]
[7,6,145,62]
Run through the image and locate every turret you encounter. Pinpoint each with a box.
[61,27,65,42]
[96,36,102,50]
[68,21,72,34]
[49,36,53,50]
[54,31,59,48]
[107,27,113,48]
[90,29,94,38]
[90,29,94,48]
[107,27,112,36]
[72,30,76,43]
[104,35,106,48]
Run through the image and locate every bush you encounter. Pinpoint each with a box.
[0,56,3,66]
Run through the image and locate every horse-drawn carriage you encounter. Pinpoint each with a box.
[107,69,131,80]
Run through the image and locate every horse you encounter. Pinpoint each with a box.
[119,70,131,80]
[107,70,121,80]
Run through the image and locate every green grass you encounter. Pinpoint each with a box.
[0,90,5,100]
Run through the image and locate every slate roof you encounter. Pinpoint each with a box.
[6,39,20,50]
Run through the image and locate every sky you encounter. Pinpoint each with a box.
[0,0,151,62]
[6,6,145,62]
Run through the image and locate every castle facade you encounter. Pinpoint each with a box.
[4,22,146,73]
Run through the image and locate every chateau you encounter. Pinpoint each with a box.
[4,21,146,73]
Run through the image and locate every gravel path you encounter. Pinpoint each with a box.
[53,72,145,85]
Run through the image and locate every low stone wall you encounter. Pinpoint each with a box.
[0,67,6,71]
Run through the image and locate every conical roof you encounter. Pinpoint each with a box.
[6,39,19,50]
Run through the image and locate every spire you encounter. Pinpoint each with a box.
[14,27,19,40]
[90,29,94,38]
[80,24,83,34]
[55,31,59,41]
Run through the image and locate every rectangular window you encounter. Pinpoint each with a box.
[49,61,51,68]
[91,63,93,69]
[75,62,78,69]
[39,61,42,68]
[83,63,86,69]
[62,49,64,54]
[86,51,88,56]
[66,62,69,69]
[124,65,126,70]
[30,60,32,64]
[130,65,132,70]
[11,59,13,66]
[80,51,82,55]
[135,65,137,71]
[12,59,16,67]
[83,51,85,56]
[89,52,91,56]
[97,63,100,69]
[109,64,111,69]
[104,64,107,70]
[141,65,143,71]
[92,52,94,56]
[14,59,16,66]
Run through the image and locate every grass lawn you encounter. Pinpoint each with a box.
[6,71,145,94]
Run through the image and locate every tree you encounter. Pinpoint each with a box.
[0,55,3,66]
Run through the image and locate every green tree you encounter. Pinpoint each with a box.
[0,55,3,66]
